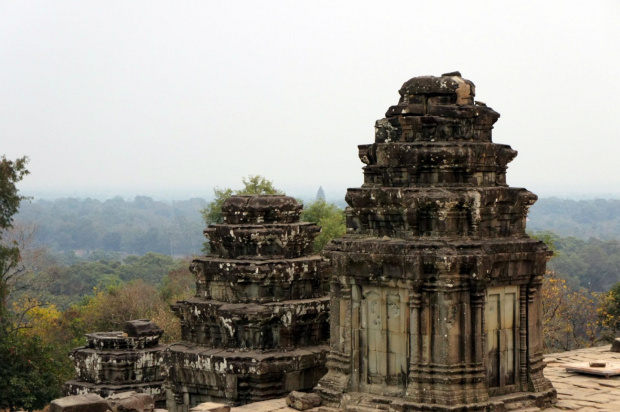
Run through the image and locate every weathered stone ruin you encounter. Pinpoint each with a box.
[315,73,557,410]
[65,319,167,408]
[50,391,161,412]
[166,195,330,410]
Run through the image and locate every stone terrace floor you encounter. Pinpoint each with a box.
[544,344,620,411]
[230,345,620,412]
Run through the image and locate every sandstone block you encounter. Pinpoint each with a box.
[50,393,111,412]
[124,319,163,338]
[189,402,231,412]
[107,391,154,412]
[286,391,321,410]
[611,337,620,352]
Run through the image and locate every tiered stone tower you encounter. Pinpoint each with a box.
[65,319,167,408]
[316,73,556,411]
[167,195,330,410]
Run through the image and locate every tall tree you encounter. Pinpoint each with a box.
[0,333,64,411]
[200,175,283,226]
[0,156,67,410]
[300,199,346,252]
[542,271,604,352]
[599,282,620,340]
[0,155,29,333]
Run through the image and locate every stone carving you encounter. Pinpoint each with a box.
[315,73,557,411]
[65,320,167,408]
[166,195,330,410]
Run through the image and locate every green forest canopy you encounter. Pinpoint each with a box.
[13,194,620,294]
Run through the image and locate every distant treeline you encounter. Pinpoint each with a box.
[16,196,620,264]
[24,251,188,310]
[528,197,620,239]
[544,235,620,292]
[16,196,207,256]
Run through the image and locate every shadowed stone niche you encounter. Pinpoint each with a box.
[166,195,330,410]
[65,319,167,408]
[315,73,557,411]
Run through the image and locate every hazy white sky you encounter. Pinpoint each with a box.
[2,1,619,201]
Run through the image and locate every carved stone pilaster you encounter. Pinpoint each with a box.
[519,284,528,391]
[405,290,421,399]
[471,290,486,370]
[527,284,554,394]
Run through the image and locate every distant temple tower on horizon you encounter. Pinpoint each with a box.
[316,186,326,201]
[315,72,557,411]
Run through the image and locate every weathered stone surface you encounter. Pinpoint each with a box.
[124,319,163,338]
[190,401,231,412]
[315,73,556,411]
[68,346,165,383]
[191,256,329,303]
[65,320,166,408]
[167,196,330,409]
[222,195,302,224]
[543,345,620,411]
[358,142,517,188]
[83,321,163,350]
[64,381,165,403]
[50,393,111,412]
[230,398,297,412]
[107,391,154,412]
[285,391,321,410]
[205,223,320,259]
[172,297,329,349]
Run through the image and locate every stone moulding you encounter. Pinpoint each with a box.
[172,296,330,350]
[166,344,328,405]
[359,142,518,188]
[315,73,556,411]
[345,187,537,239]
[205,223,320,259]
[191,256,328,303]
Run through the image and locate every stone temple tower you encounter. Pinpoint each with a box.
[65,320,167,408]
[315,73,556,411]
[167,195,330,410]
